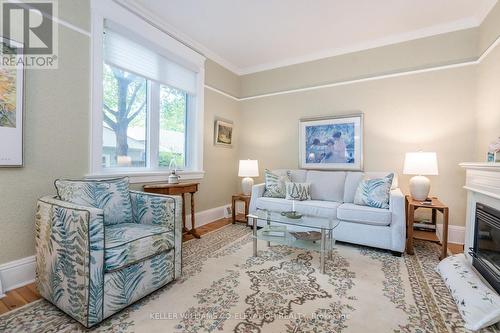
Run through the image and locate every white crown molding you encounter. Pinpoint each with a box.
[474,0,498,25]
[114,0,241,75]
[238,17,479,75]
[113,0,496,76]
[205,34,498,102]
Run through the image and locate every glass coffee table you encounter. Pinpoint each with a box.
[247,209,341,274]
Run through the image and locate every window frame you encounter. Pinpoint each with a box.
[89,0,205,183]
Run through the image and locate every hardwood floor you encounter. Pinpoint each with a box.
[0,217,464,315]
[0,283,40,315]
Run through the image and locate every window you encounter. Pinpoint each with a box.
[101,63,188,170]
[159,85,187,168]
[102,64,148,168]
[90,11,205,183]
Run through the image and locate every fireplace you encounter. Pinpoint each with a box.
[470,203,500,293]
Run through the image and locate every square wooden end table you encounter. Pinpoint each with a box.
[405,195,449,260]
[143,182,201,239]
[232,194,251,224]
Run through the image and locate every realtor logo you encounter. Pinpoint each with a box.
[1,0,58,68]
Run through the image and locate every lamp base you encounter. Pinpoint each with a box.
[242,177,254,196]
[409,175,431,201]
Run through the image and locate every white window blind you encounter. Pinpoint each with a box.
[104,28,197,94]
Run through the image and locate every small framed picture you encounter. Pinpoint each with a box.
[299,113,363,170]
[214,119,233,147]
[0,37,24,167]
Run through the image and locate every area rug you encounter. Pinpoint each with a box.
[0,224,498,333]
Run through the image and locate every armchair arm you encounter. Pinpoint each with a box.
[129,191,183,278]
[35,196,104,327]
[129,191,182,230]
[389,188,406,253]
[249,183,265,215]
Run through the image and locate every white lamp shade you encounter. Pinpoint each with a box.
[403,152,439,175]
[238,160,259,177]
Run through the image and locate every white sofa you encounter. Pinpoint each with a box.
[249,169,406,255]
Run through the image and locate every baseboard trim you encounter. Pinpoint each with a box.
[436,224,465,245]
[186,204,231,228]
[0,255,36,297]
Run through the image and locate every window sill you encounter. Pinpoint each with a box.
[86,170,205,184]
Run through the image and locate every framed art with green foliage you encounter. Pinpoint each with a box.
[0,37,24,167]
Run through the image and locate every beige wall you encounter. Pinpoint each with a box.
[240,28,478,98]
[205,59,241,98]
[239,66,477,227]
[238,3,500,229]
[476,5,500,160]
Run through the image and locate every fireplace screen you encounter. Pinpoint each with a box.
[473,203,500,293]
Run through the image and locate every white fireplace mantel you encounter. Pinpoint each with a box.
[460,162,500,261]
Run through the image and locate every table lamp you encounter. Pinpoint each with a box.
[403,152,439,200]
[239,160,259,195]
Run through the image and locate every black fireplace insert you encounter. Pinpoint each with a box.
[470,203,500,294]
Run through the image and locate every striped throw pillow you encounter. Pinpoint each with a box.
[263,169,291,198]
[354,173,394,209]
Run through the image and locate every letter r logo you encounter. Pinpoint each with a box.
[2,2,53,54]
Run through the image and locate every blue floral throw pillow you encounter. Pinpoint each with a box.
[55,177,133,225]
[354,173,394,209]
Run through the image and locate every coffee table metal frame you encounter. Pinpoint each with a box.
[247,209,340,274]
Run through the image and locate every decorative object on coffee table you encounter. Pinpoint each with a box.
[299,113,363,171]
[280,211,303,219]
[289,231,322,241]
[143,182,201,238]
[403,152,439,200]
[232,193,251,224]
[238,159,259,195]
[406,195,449,259]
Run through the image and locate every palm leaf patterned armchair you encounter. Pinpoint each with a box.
[35,177,182,328]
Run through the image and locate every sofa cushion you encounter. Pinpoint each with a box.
[55,177,133,226]
[306,170,346,202]
[344,171,398,203]
[263,169,291,198]
[104,223,174,272]
[337,203,391,226]
[273,169,308,183]
[255,197,340,218]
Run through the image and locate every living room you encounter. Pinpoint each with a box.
[0,0,499,332]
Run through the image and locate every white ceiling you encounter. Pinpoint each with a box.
[124,0,497,75]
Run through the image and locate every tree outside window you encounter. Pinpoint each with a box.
[102,63,187,169]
